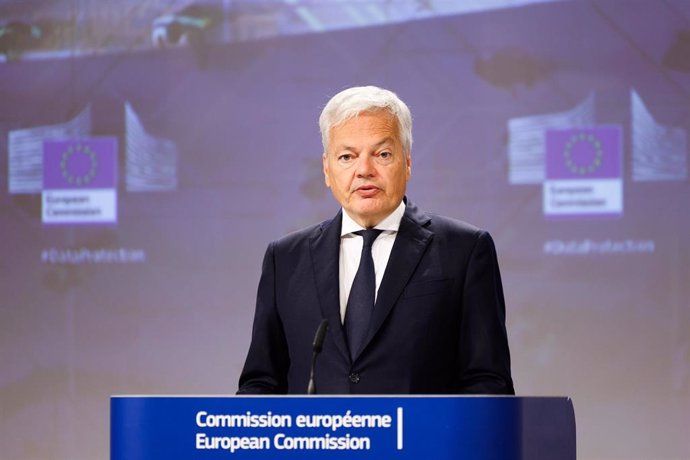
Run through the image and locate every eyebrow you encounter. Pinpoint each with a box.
[339,137,395,152]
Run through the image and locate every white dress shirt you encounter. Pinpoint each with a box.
[338,200,406,323]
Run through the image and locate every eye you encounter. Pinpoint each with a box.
[337,153,354,164]
[375,151,394,164]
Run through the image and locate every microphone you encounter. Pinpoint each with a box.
[307,319,329,395]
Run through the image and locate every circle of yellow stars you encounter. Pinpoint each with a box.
[563,133,603,175]
[60,143,98,186]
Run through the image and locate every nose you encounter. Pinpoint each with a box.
[356,153,376,177]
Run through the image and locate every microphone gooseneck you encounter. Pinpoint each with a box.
[307,319,329,395]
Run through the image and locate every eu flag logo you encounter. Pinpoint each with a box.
[543,126,623,218]
[546,127,621,180]
[42,138,118,224]
[44,138,117,189]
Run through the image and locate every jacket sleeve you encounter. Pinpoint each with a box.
[237,242,290,394]
[456,230,515,395]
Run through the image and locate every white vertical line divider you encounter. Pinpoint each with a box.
[396,407,403,450]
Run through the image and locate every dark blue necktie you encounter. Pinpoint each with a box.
[345,229,382,360]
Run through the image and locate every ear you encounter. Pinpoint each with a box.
[322,153,331,187]
[405,152,412,180]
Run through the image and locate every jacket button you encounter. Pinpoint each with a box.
[349,372,360,384]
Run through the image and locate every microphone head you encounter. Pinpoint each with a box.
[312,319,329,353]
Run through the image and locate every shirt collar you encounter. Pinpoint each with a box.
[340,200,406,236]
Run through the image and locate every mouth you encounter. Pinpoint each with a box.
[354,185,380,198]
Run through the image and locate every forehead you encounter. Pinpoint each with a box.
[328,111,400,147]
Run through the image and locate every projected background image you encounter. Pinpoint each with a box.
[1,1,689,459]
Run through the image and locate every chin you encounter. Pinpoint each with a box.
[353,203,383,216]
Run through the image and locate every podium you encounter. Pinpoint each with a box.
[111,396,575,459]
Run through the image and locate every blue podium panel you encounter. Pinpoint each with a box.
[111,396,575,460]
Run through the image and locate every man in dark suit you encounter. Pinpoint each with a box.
[238,86,513,395]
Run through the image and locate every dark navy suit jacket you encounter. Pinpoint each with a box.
[237,200,514,395]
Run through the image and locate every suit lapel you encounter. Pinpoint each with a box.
[310,211,351,363]
[356,202,433,361]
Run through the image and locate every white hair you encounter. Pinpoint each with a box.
[319,86,413,154]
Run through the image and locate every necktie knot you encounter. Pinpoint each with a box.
[355,229,383,248]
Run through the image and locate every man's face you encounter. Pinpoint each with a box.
[323,111,411,228]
